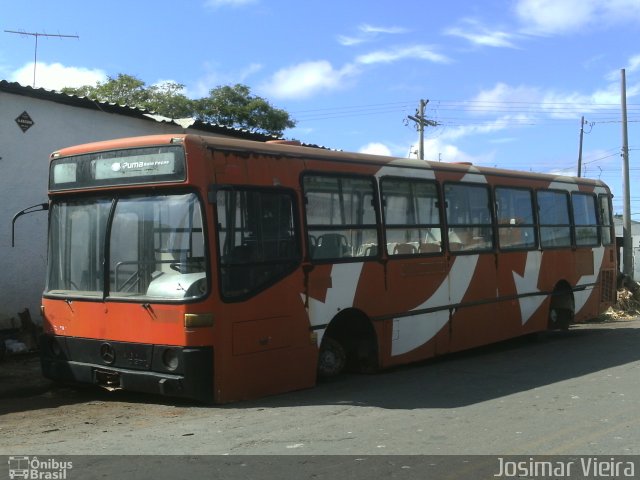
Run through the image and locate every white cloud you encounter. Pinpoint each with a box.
[337,35,366,47]
[359,142,392,156]
[10,62,106,91]
[472,82,541,107]
[445,19,519,48]
[474,74,640,122]
[469,82,622,121]
[262,45,447,101]
[413,137,495,165]
[627,54,640,73]
[440,114,534,141]
[359,24,408,35]
[204,0,257,8]
[338,24,408,46]
[261,61,358,100]
[191,62,262,97]
[515,0,640,35]
[356,45,450,65]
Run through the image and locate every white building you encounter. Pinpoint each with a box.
[614,216,640,281]
[0,80,274,326]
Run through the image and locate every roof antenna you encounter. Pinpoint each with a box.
[4,30,79,88]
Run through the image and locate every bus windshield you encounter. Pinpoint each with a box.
[46,192,207,301]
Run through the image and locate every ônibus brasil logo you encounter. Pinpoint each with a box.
[7,456,72,479]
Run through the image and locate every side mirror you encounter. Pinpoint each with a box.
[11,202,49,247]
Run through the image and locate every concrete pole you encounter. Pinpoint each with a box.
[418,99,426,160]
[621,69,633,278]
[577,116,584,177]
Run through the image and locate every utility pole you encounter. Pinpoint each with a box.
[577,116,585,177]
[621,69,633,279]
[4,30,79,87]
[408,99,438,160]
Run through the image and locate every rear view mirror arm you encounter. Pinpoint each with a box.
[12,202,49,247]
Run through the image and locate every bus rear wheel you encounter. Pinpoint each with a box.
[317,337,346,378]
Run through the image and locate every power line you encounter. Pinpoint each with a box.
[290,98,640,120]
[292,106,640,125]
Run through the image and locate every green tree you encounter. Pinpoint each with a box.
[194,84,295,136]
[62,74,295,136]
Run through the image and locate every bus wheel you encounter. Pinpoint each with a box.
[548,307,572,330]
[318,337,346,378]
[549,299,573,330]
[548,286,574,331]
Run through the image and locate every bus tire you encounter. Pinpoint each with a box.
[317,336,346,378]
[548,285,574,331]
[549,308,572,330]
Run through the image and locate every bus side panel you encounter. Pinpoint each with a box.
[448,253,502,352]
[212,271,317,404]
[496,250,550,334]
[372,256,450,367]
[41,299,202,346]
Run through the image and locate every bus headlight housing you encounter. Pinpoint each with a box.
[161,348,180,371]
[184,313,214,328]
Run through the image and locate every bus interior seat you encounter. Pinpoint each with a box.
[418,242,441,254]
[314,233,349,259]
[364,245,378,257]
[393,243,417,255]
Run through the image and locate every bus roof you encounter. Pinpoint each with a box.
[51,133,608,189]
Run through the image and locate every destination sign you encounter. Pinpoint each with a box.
[49,146,186,191]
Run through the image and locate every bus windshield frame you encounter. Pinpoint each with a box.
[45,190,209,302]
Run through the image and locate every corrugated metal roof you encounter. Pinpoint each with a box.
[0,80,280,142]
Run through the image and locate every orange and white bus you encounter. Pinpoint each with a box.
[38,134,617,403]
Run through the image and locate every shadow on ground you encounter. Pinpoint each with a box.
[1,320,639,414]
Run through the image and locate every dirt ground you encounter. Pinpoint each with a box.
[0,352,50,401]
[1,285,636,401]
[0,297,637,407]
[2,317,640,458]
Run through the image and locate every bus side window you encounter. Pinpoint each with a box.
[495,187,536,250]
[599,194,614,246]
[216,188,300,299]
[537,190,571,248]
[444,183,493,252]
[381,177,442,256]
[572,192,599,246]
[303,174,378,261]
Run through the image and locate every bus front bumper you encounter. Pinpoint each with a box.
[40,334,213,403]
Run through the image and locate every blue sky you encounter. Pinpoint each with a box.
[2,0,639,214]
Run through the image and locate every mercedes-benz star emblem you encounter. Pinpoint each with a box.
[100,342,115,364]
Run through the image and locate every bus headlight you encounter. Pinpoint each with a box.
[162,348,180,371]
[51,338,62,357]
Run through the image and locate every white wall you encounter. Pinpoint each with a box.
[0,91,216,325]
